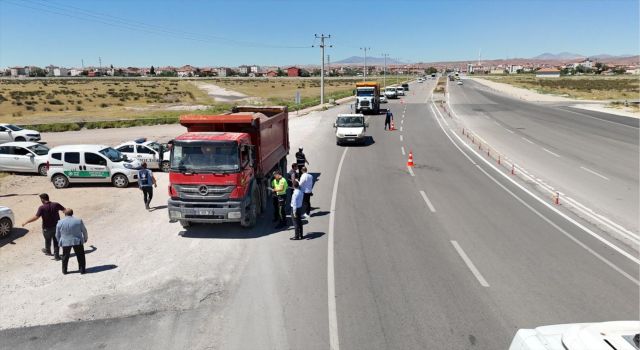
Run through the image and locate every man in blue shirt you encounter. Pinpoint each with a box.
[385,110,394,130]
[138,162,157,210]
[290,180,304,240]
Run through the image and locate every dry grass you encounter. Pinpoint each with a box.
[0,79,213,124]
[480,75,639,100]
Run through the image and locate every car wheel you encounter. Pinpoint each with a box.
[0,217,12,237]
[161,161,170,172]
[14,136,25,142]
[52,174,69,189]
[38,164,48,176]
[112,173,129,188]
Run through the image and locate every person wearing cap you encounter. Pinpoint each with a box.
[295,147,309,177]
[270,170,288,227]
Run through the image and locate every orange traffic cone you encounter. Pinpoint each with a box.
[407,151,414,167]
[390,120,396,131]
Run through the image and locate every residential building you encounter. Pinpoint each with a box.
[217,67,232,77]
[535,68,561,78]
[177,65,196,77]
[53,67,69,77]
[626,66,640,75]
[69,68,84,76]
[509,65,523,74]
[250,65,260,73]
[287,66,301,77]
[9,66,29,77]
[266,70,278,77]
[238,65,250,75]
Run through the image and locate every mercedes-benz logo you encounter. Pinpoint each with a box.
[198,185,208,196]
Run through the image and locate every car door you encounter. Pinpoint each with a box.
[0,126,12,143]
[116,144,136,162]
[137,145,158,168]
[0,146,15,171]
[62,152,83,183]
[83,152,110,182]
[11,146,36,172]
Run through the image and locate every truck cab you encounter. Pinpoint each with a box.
[355,82,381,114]
[167,106,289,229]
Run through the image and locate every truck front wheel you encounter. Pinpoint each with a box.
[241,189,258,228]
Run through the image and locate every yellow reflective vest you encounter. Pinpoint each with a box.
[272,177,288,196]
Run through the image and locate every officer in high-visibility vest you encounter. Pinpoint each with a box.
[271,170,288,227]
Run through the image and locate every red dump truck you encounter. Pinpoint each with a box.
[167,106,289,228]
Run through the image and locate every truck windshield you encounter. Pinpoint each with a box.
[100,147,126,162]
[171,142,239,173]
[356,89,375,97]
[336,117,364,127]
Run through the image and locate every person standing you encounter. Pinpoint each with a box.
[56,209,88,275]
[287,163,299,185]
[22,193,65,260]
[295,147,309,177]
[138,162,157,210]
[299,166,314,217]
[384,110,394,130]
[290,180,304,240]
[270,170,288,227]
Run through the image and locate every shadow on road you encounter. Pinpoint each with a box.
[304,232,326,240]
[149,205,168,211]
[310,211,329,218]
[0,192,39,198]
[179,212,285,240]
[84,264,118,274]
[70,245,97,257]
[0,228,28,248]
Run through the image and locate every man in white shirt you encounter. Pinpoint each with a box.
[290,180,304,240]
[298,166,314,217]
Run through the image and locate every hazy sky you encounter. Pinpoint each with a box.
[1,0,638,67]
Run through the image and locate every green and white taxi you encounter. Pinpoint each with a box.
[47,145,140,189]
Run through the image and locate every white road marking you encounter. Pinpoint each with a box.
[400,126,403,132]
[407,166,415,177]
[561,107,639,130]
[580,166,610,181]
[401,146,406,156]
[521,137,535,144]
[400,135,403,142]
[401,119,404,125]
[328,147,348,350]
[419,190,436,213]
[492,120,501,126]
[451,241,490,287]
[505,129,515,134]
[431,101,640,281]
[542,148,561,158]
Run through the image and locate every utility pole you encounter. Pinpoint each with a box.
[81,59,84,69]
[99,56,102,73]
[327,54,330,77]
[360,47,370,80]
[314,34,331,105]
[381,53,389,87]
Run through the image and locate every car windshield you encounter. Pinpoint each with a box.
[171,142,239,172]
[26,144,50,156]
[336,117,364,127]
[356,89,375,97]
[99,147,125,162]
[5,124,22,131]
[386,88,396,92]
[147,142,162,153]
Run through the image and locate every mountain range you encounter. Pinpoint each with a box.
[532,52,635,61]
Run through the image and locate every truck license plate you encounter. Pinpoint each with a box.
[197,209,213,216]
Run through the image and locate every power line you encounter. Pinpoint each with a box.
[8,0,312,49]
[313,34,331,105]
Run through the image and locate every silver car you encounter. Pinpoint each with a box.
[0,206,15,237]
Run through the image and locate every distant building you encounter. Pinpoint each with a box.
[238,65,250,75]
[266,70,278,77]
[287,66,301,77]
[250,65,260,73]
[217,67,232,77]
[69,68,84,76]
[53,67,69,77]
[625,66,640,75]
[177,65,196,77]
[10,66,29,77]
[578,59,593,69]
[509,65,523,74]
[535,68,561,78]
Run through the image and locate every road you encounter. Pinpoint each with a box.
[449,79,639,236]
[2,80,638,349]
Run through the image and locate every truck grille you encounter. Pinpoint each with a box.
[359,100,370,107]
[174,184,235,201]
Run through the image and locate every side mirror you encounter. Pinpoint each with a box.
[333,123,337,128]
[365,123,369,128]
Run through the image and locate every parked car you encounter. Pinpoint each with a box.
[0,142,50,175]
[0,124,41,143]
[47,145,140,189]
[0,206,15,237]
[115,138,171,172]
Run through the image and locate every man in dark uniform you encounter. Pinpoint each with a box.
[384,110,394,130]
[295,147,309,177]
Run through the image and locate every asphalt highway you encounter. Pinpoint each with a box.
[2,80,638,350]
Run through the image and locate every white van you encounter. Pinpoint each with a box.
[47,145,140,189]
[396,87,405,96]
[334,114,368,145]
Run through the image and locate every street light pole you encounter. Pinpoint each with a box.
[382,53,389,87]
[314,34,331,105]
[360,47,370,81]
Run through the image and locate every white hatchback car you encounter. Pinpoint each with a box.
[0,142,50,175]
[0,124,41,142]
[0,206,15,237]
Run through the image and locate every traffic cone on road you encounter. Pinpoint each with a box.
[390,120,396,131]
[407,151,414,167]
